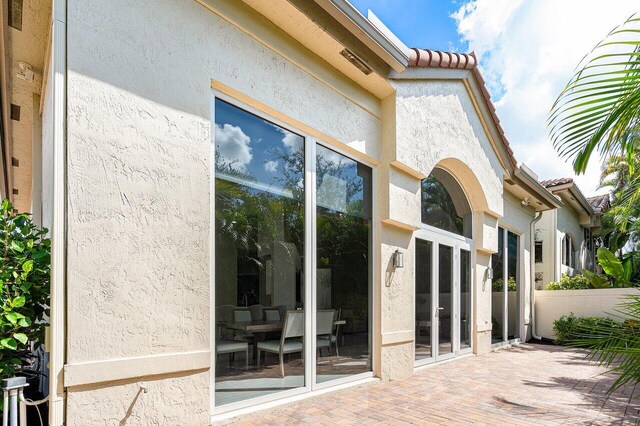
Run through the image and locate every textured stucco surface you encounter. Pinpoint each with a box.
[65,0,381,421]
[66,370,210,426]
[392,80,504,217]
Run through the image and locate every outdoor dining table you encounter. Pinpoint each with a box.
[219,318,347,362]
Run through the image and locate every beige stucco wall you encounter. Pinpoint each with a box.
[377,78,506,378]
[534,210,556,289]
[65,0,381,423]
[557,200,586,275]
[535,288,637,339]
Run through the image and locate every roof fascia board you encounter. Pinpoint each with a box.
[547,184,595,216]
[312,0,408,72]
[513,168,563,210]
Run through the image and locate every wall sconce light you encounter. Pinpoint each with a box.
[392,249,404,269]
[486,267,493,280]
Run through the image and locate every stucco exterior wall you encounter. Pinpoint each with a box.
[65,0,380,422]
[534,210,555,289]
[535,288,637,339]
[501,191,535,340]
[557,201,585,274]
[376,78,506,377]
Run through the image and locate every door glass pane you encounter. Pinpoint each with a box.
[438,244,453,355]
[415,239,433,361]
[460,249,471,350]
[507,231,519,339]
[214,99,305,406]
[491,227,505,344]
[316,144,372,383]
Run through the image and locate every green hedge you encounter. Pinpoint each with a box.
[553,314,619,345]
[546,274,591,290]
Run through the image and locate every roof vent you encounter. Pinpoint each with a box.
[339,49,372,76]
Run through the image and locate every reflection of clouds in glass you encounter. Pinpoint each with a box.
[264,160,278,173]
[215,123,252,171]
[320,148,345,167]
[282,132,300,150]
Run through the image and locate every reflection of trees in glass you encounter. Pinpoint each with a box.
[421,175,464,235]
[316,146,371,329]
[215,145,304,278]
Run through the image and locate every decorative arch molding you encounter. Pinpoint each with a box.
[434,157,499,218]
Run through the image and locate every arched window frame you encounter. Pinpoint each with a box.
[420,168,472,239]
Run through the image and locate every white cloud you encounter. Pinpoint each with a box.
[264,160,278,173]
[453,0,638,195]
[215,123,252,171]
[282,132,301,150]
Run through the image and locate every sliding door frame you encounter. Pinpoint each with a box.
[211,90,376,415]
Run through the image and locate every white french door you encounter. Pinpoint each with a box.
[415,228,473,366]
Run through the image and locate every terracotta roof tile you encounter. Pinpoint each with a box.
[407,48,517,169]
[540,178,574,188]
[587,194,611,211]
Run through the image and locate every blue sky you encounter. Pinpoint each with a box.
[348,0,639,196]
[349,0,466,52]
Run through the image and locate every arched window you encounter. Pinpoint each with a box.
[421,168,472,238]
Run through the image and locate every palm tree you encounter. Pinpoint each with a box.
[549,13,640,208]
[549,12,640,393]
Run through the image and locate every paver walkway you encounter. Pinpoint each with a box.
[225,343,640,425]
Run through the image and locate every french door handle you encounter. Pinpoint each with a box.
[436,307,444,317]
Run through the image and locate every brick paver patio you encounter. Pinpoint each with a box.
[226,343,640,425]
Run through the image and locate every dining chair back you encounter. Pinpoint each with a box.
[249,304,264,321]
[233,309,252,322]
[264,308,280,322]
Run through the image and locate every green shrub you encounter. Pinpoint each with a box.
[0,200,50,378]
[553,314,619,345]
[492,276,517,292]
[546,274,591,290]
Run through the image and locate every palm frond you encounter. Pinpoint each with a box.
[549,13,640,174]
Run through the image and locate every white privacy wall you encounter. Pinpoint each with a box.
[535,289,638,339]
[65,0,380,423]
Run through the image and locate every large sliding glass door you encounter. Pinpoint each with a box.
[491,227,521,345]
[213,97,372,411]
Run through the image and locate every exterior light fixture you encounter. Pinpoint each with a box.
[486,267,493,280]
[392,249,404,269]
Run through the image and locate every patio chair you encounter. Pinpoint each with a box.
[216,340,249,369]
[249,304,264,321]
[257,310,304,378]
[316,309,334,357]
[232,309,254,342]
[264,308,281,321]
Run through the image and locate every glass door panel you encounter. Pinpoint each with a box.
[507,231,519,340]
[315,144,372,384]
[491,227,505,344]
[415,239,433,361]
[214,99,306,406]
[460,249,471,350]
[437,244,454,357]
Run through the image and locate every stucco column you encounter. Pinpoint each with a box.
[473,211,499,355]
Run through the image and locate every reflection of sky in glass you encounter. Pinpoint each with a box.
[214,99,304,197]
[316,144,371,219]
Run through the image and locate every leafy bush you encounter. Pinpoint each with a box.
[553,314,619,345]
[492,276,516,292]
[0,200,50,378]
[546,274,591,290]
